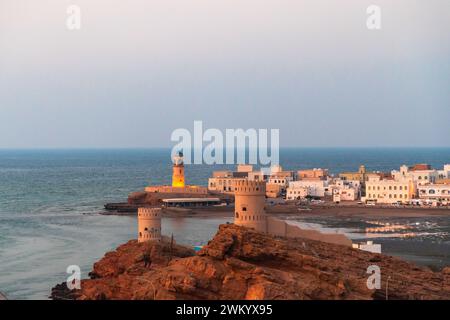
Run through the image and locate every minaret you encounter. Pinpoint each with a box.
[233,179,267,233]
[172,151,185,187]
[138,207,162,242]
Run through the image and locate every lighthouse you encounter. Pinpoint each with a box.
[172,151,185,187]
[233,179,267,233]
[138,207,162,242]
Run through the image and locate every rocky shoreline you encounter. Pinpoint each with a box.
[51,224,450,300]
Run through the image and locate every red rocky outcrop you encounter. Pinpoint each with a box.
[51,224,450,300]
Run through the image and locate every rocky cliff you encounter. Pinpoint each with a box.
[51,224,450,300]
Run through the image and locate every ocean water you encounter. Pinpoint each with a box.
[0,148,449,299]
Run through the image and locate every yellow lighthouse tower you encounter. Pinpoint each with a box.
[172,151,185,187]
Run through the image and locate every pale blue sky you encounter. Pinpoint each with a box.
[0,0,449,148]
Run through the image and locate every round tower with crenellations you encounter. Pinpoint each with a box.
[233,179,267,233]
[138,207,162,242]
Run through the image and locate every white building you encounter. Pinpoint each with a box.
[333,187,358,202]
[417,184,450,204]
[329,178,361,201]
[437,164,450,180]
[287,180,329,199]
[392,164,439,186]
[352,241,381,254]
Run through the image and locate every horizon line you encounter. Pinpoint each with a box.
[1,146,450,150]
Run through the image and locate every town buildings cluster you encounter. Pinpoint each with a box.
[208,163,450,206]
[137,154,450,254]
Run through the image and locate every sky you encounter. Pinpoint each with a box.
[0,0,449,148]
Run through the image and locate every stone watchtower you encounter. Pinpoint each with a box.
[138,207,162,242]
[233,179,267,233]
[172,151,185,187]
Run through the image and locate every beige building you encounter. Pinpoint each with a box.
[237,164,254,173]
[333,187,358,202]
[208,176,236,193]
[266,183,282,198]
[286,186,308,200]
[208,165,265,194]
[138,207,162,242]
[145,185,207,194]
[297,168,328,180]
[365,176,415,204]
[339,165,368,183]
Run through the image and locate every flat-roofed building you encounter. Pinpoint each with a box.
[145,185,207,194]
[417,183,450,204]
[287,180,329,199]
[266,183,282,198]
[268,176,292,188]
[286,186,308,200]
[339,165,367,182]
[298,168,328,180]
[333,187,358,202]
[438,164,450,180]
[364,175,415,204]
[237,164,253,173]
[392,164,440,186]
[162,197,221,207]
[248,170,267,181]
[208,165,260,194]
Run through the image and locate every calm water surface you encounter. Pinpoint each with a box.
[1,148,449,299]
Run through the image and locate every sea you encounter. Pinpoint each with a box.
[0,148,449,299]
